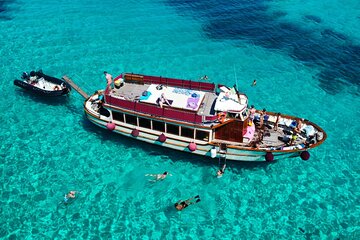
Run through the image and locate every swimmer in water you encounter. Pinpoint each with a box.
[145,171,172,182]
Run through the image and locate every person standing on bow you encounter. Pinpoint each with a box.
[104,71,113,90]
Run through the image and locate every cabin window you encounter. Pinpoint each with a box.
[112,111,124,122]
[195,130,209,141]
[166,123,179,135]
[181,127,194,138]
[152,120,165,132]
[125,114,137,126]
[139,118,151,129]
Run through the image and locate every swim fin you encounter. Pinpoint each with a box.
[195,195,200,198]
[196,199,201,203]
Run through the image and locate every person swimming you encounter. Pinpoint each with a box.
[174,195,201,211]
[251,79,257,86]
[63,191,78,204]
[217,164,226,178]
[145,171,172,182]
[201,75,209,80]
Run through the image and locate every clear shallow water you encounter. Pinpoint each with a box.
[0,0,359,239]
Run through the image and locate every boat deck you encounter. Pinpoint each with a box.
[96,80,325,151]
[212,123,307,149]
[109,82,218,116]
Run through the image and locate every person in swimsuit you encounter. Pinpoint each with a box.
[63,191,78,204]
[145,171,172,182]
[274,112,281,131]
[217,164,226,178]
[157,93,171,108]
[259,108,266,129]
[249,105,256,120]
[174,195,201,211]
[294,118,304,133]
[104,71,113,90]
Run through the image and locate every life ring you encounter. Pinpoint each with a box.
[218,112,226,123]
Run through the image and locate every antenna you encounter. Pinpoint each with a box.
[233,65,238,88]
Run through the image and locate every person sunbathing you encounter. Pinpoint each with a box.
[294,119,304,133]
[157,93,171,108]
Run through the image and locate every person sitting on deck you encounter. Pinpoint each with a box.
[294,118,304,133]
[289,131,298,145]
[90,91,104,111]
[157,93,171,108]
[53,85,61,91]
[60,82,67,90]
[175,195,201,211]
[29,71,38,84]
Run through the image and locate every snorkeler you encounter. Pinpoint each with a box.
[145,171,172,182]
[175,195,201,211]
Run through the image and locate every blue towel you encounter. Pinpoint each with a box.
[140,91,152,101]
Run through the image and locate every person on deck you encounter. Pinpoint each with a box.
[274,112,281,131]
[294,118,304,133]
[175,195,201,211]
[259,108,266,129]
[289,131,298,145]
[157,93,171,108]
[104,71,113,90]
[249,105,256,120]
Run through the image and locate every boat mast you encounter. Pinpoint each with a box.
[233,65,241,105]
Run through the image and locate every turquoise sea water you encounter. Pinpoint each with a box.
[1,0,359,239]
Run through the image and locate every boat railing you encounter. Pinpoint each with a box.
[104,93,204,124]
[125,73,216,92]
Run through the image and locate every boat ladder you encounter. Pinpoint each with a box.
[218,143,227,167]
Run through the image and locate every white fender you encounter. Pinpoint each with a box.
[210,147,217,158]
